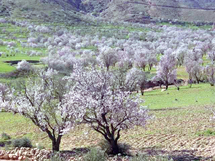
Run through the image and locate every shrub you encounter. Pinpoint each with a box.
[12,137,32,148]
[83,148,107,161]
[0,140,5,147]
[16,60,32,71]
[197,129,215,136]
[50,152,66,161]
[1,133,11,140]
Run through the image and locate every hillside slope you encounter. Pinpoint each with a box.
[99,0,215,23]
[0,0,85,24]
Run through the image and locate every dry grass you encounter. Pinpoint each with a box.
[59,105,215,160]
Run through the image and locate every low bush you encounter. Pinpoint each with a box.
[197,129,215,136]
[1,132,11,140]
[0,140,5,147]
[83,148,107,161]
[0,133,11,147]
[50,152,66,161]
[12,137,32,148]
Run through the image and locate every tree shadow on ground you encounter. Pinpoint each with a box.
[58,148,90,160]
[150,107,182,111]
[140,147,212,161]
[144,86,201,97]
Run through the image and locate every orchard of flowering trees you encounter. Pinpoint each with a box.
[1,18,215,88]
[2,17,215,157]
[21,20,215,89]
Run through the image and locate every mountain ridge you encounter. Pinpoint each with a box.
[1,0,215,23]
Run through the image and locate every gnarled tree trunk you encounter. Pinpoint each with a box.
[109,139,120,155]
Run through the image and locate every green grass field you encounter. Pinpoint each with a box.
[0,54,42,73]
[0,23,46,73]
[143,83,215,109]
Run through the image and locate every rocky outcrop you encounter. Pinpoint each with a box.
[0,147,51,160]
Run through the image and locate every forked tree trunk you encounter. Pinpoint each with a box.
[52,141,60,151]
[51,135,62,151]
[45,129,62,152]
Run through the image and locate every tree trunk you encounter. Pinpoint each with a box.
[165,81,168,90]
[140,83,145,96]
[141,90,144,96]
[149,64,152,71]
[165,84,168,90]
[52,141,60,151]
[159,83,162,89]
[109,140,120,155]
[52,135,62,152]
[195,75,200,84]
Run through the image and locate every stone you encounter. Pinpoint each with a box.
[18,156,24,160]
[8,153,14,159]
[2,154,10,159]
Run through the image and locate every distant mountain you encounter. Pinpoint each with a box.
[1,0,215,23]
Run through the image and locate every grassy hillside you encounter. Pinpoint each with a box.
[0,0,87,25]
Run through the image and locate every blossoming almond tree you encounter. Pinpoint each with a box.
[156,49,177,90]
[205,50,215,86]
[185,50,203,84]
[0,69,84,151]
[125,68,146,95]
[97,47,118,71]
[69,65,150,155]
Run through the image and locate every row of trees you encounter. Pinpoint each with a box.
[42,44,215,91]
[2,18,215,88]
[0,66,150,154]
